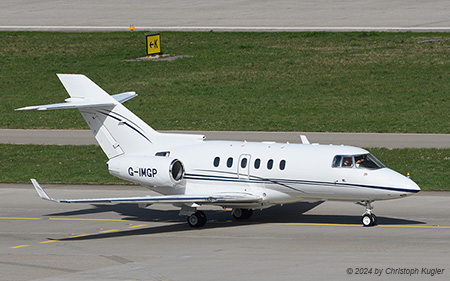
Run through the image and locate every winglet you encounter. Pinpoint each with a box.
[31,179,57,202]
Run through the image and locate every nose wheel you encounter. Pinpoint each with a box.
[362,213,377,227]
[358,201,377,227]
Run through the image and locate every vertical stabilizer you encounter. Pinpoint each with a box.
[16,74,205,159]
[56,74,159,158]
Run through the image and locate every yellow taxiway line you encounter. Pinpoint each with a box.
[10,245,29,249]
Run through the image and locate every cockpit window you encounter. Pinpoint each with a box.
[332,155,342,168]
[342,156,354,168]
[355,154,385,169]
[332,154,385,169]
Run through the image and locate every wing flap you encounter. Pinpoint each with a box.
[31,179,261,204]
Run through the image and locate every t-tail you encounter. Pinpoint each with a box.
[16,74,204,159]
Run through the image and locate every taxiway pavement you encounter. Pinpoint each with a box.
[1,0,450,32]
[0,184,449,280]
[1,129,450,149]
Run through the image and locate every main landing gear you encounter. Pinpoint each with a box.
[232,208,253,220]
[184,207,254,228]
[358,201,377,227]
[187,211,207,228]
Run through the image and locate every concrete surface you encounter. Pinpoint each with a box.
[0,184,449,280]
[1,0,450,32]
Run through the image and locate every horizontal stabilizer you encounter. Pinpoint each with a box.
[30,179,261,205]
[15,101,115,111]
[15,92,137,111]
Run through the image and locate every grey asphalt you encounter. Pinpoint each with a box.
[0,184,449,281]
[1,129,449,149]
[1,0,450,32]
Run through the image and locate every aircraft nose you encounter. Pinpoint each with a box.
[405,177,421,192]
[395,171,421,194]
[385,168,420,195]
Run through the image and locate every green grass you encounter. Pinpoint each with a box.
[1,32,449,133]
[369,148,450,191]
[0,144,448,190]
[0,144,119,185]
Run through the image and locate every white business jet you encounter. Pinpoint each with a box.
[17,74,420,227]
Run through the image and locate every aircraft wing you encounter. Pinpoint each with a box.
[31,179,261,204]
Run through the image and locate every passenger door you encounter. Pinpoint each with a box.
[238,154,251,180]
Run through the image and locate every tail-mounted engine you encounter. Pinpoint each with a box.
[107,155,185,187]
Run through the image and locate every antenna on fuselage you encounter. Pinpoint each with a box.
[300,135,310,144]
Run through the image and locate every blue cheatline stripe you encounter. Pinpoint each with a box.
[185,172,420,194]
[96,110,152,144]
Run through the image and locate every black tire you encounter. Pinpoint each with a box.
[362,214,375,227]
[187,211,207,227]
[232,208,253,220]
[371,213,378,226]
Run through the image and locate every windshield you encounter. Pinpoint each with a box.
[332,154,385,169]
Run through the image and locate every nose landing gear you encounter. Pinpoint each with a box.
[358,201,377,227]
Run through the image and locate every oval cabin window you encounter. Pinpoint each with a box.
[227,157,233,168]
[213,157,220,167]
[267,159,274,170]
[279,160,286,170]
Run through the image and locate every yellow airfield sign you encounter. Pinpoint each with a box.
[146,33,161,56]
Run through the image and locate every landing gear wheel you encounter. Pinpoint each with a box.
[358,200,377,227]
[362,213,377,227]
[232,208,253,220]
[370,213,377,226]
[187,211,207,227]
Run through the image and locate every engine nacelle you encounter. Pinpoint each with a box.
[107,155,185,187]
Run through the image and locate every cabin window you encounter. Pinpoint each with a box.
[213,157,220,167]
[241,158,248,168]
[279,160,286,170]
[267,159,274,170]
[227,157,233,168]
[254,158,261,169]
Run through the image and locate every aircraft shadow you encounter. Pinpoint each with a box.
[46,201,425,226]
[54,220,241,241]
[46,203,170,221]
[45,201,327,223]
[51,203,327,241]
[253,213,424,225]
[249,203,424,225]
[44,201,425,241]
